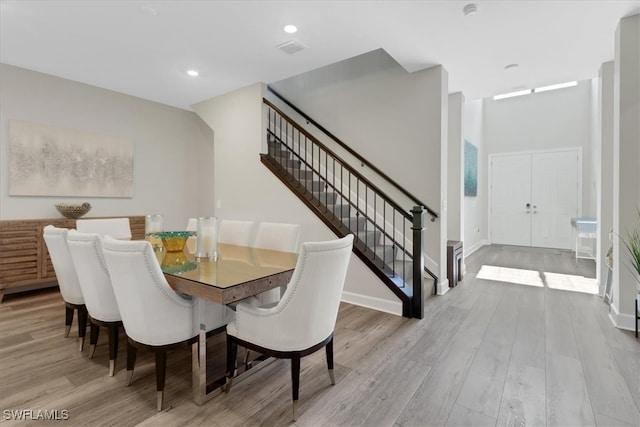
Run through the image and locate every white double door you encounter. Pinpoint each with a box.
[490,149,579,249]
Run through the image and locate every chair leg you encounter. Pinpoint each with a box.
[64,306,74,338]
[225,337,238,393]
[89,321,100,358]
[126,341,137,386]
[108,324,119,377]
[77,306,88,352]
[325,337,335,385]
[244,348,253,370]
[155,351,167,411]
[291,355,301,422]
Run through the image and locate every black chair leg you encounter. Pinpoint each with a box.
[126,341,137,386]
[89,321,100,358]
[77,306,88,351]
[325,337,335,385]
[155,351,167,411]
[64,305,74,338]
[291,355,301,421]
[108,324,119,376]
[225,337,238,393]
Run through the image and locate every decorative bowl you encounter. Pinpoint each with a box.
[149,231,195,252]
[160,251,197,274]
[55,202,92,219]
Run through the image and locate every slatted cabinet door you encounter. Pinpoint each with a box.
[0,216,145,301]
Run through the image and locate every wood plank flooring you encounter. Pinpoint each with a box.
[1,244,638,426]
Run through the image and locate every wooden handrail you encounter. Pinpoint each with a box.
[265,103,412,220]
[267,86,439,221]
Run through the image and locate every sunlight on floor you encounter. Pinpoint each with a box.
[477,265,598,294]
[477,265,543,287]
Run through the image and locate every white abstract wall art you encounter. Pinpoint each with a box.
[9,120,134,197]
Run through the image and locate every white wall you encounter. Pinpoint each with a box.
[463,99,488,256]
[483,80,594,221]
[0,64,214,229]
[611,14,640,330]
[192,83,405,315]
[448,92,464,243]
[269,49,450,291]
[597,62,615,296]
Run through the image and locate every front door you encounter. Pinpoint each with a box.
[490,149,579,249]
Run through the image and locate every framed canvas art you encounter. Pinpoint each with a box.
[464,140,477,197]
[9,120,134,197]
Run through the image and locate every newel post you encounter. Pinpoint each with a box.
[411,206,425,319]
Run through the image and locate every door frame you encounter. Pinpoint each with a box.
[488,147,583,247]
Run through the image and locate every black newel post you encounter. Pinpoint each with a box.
[411,206,425,319]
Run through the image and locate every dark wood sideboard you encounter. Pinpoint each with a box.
[0,216,145,301]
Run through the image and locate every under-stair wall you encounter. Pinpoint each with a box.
[192,83,409,316]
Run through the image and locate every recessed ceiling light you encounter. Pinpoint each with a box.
[463,4,478,16]
[139,5,157,16]
[187,70,199,77]
[284,24,298,34]
[504,64,519,72]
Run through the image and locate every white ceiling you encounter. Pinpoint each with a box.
[1,1,638,110]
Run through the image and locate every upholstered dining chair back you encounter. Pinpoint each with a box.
[43,225,84,306]
[252,222,301,306]
[218,219,254,246]
[102,237,198,346]
[76,218,132,240]
[185,218,197,231]
[103,236,233,411]
[67,230,120,322]
[253,222,301,253]
[43,225,88,350]
[67,230,123,375]
[228,234,353,351]
[185,218,197,254]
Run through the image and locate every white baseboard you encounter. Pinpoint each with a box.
[341,291,402,316]
[464,239,488,258]
[437,278,450,295]
[607,302,637,331]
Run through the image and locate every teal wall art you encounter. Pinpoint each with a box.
[464,140,477,197]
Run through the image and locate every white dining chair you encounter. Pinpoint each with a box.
[76,218,132,240]
[42,225,88,351]
[102,236,234,411]
[252,222,301,303]
[218,219,254,247]
[241,222,301,368]
[67,230,123,376]
[185,217,197,254]
[225,234,354,421]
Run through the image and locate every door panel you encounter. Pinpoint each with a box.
[531,151,578,249]
[491,154,532,246]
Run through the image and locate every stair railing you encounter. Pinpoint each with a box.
[264,98,427,318]
[267,86,439,222]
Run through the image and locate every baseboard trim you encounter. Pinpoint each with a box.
[607,302,636,331]
[341,291,402,316]
[464,240,488,258]
[437,278,450,295]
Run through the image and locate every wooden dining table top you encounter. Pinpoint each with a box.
[160,243,298,305]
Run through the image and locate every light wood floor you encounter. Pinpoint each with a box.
[1,245,638,426]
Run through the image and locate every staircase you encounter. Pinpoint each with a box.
[261,92,438,319]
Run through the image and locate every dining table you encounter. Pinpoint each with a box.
[158,242,298,405]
